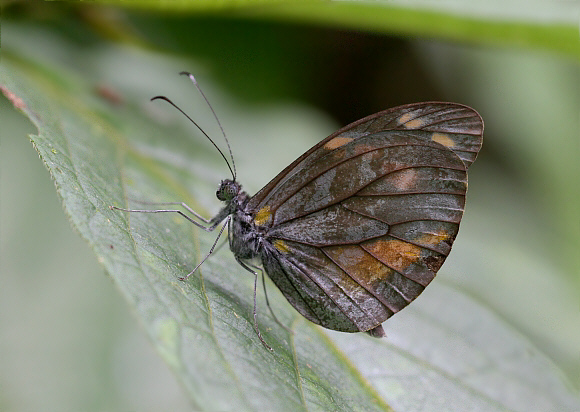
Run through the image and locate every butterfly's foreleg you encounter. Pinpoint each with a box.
[110,202,218,231]
[118,199,212,223]
[109,200,230,232]
[179,216,231,281]
[236,258,273,351]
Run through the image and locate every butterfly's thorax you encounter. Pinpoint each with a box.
[227,190,264,261]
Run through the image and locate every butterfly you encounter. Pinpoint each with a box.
[113,72,483,350]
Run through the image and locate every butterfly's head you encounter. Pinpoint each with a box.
[216,179,241,202]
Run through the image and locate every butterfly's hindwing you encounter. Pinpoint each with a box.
[263,240,389,332]
[261,243,367,332]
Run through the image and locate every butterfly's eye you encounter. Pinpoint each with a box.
[216,180,239,201]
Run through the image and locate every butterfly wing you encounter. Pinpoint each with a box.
[250,103,483,333]
[248,102,482,215]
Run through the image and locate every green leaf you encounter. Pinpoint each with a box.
[2,22,578,411]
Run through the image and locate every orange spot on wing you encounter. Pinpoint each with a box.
[364,238,421,271]
[432,132,455,148]
[324,136,354,150]
[417,228,449,247]
[325,245,392,285]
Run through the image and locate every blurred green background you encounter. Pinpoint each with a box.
[1,1,579,411]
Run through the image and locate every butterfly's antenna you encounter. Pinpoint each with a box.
[151,95,236,180]
[180,71,237,181]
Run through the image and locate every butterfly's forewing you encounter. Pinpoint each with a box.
[248,103,482,214]
[251,103,483,333]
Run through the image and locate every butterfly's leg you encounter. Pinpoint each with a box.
[179,216,231,281]
[211,235,230,255]
[244,262,293,334]
[261,269,294,335]
[111,201,232,279]
[117,199,212,223]
[110,204,215,231]
[236,258,273,351]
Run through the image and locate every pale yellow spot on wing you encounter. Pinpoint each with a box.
[405,118,425,129]
[254,206,271,226]
[417,228,449,247]
[393,168,418,190]
[432,132,455,148]
[324,136,354,150]
[273,239,289,253]
[398,112,414,125]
